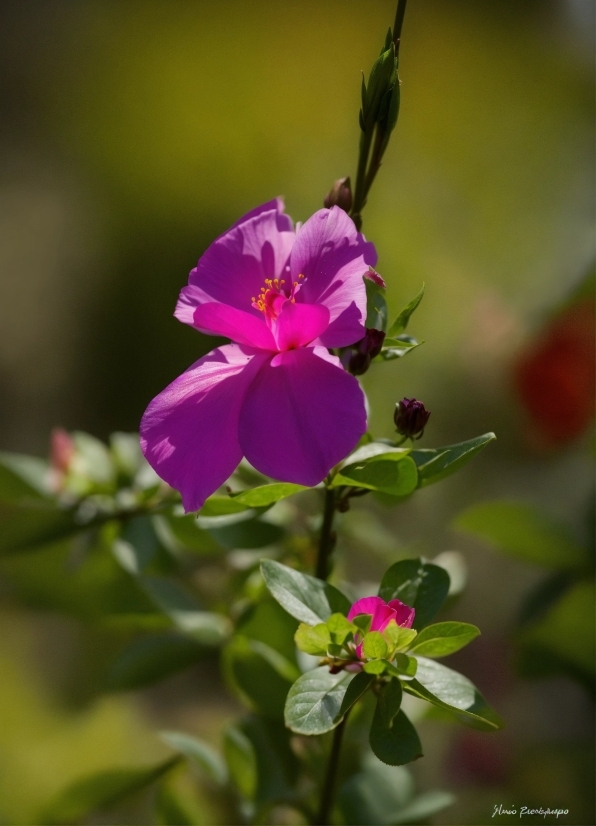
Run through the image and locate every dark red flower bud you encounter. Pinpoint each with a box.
[394,397,431,439]
[324,177,353,212]
[347,328,386,375]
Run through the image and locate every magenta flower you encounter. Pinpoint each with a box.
[348,595,415,659]
[140,198,377,512]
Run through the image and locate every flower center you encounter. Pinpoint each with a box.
[251,274,305,321]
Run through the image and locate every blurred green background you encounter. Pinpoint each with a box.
[0,1,593,824]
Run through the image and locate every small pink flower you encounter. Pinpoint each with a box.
[347,595,415,659]
[141,199,376,512]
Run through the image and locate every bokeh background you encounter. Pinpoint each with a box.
[0,1,594,824]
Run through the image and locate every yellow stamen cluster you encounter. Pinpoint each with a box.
[251,279,285,313]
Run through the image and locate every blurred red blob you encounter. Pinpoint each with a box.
[514,298,595,449]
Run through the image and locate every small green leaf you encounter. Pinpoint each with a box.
[231,483,309,507]
[337,670,375,716]
[362,631,389,660]
[365,278,388,332]
[199,496,250,516]
[363,659,387,674]
[379,558,450,629]
[382,622,418,653]
[409,622,480,658]
[370,679,423,766]
[0,452,51,501]
[393,653,418,677]
[405,656,504,731]
[326,612,357,644]
[332,454,418,497]
[378,335,423,361]
[39,757,181,824]
[154,513,223,555]
[284,666,355,735]
[160,731,227,785]
[260,559,350,624]
[295,622,331,655]
[387,284,425,337]
[454,501,587,570]
[352,614,372,634]
[411,433,496,489]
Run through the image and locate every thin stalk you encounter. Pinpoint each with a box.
[315,487,337,580]
[392,0,408,55]
[315,712,350,825]
[350,125,375,231]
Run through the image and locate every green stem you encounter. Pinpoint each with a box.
[315,487,337,580]
[315,712,350,825]
[392,0,408,55]
[350,125,375,231]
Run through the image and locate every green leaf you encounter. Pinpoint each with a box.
[209,518,284,550]
[405,656,504,731]
[326,612,357,644]
[231,483,309,507]
[140,576,230,644]
[224,637,297,718]
[387,284,425,337]
[110,432,144,479]
[362,631,388,660]
[284,666,355,734]
[392,653,418,677]
[369,679,423,766]
[454,501,587,570]
[199,495,250,516]
[332,453,418,497]
[260,559,350,624]
[378,335,423,361]
[0,451,51,501]
[518,580,595,675]
[105,634,206,691]
[352,614,372,634]
[154,514,223,555]
[379,558,450,629]
[160,731,227,785]
[382,622,418,653]
[295,622,331,655]
[337,671,375,717]
[155,781,204,826]
[363,659,387,675]
[39,757,181,824]
[339,752,453,826]
[224,717,299,806]
[411,433,496,488]
[409,622,480,658]
[224,724,257,800]
[365,278,388,332]
[72,431,116,488]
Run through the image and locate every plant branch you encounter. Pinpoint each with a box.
[315,712,350,825]
[315,487,337,580]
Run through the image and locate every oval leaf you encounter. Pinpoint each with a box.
[405,656,504,731]
[409,622,480,658]
[332,455,418,497]
[231,483,309,507]
[285,666,355,735]
[410,433,496,488]
[378,558,450,629]
[261,559,350,624]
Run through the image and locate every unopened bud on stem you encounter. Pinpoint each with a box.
[394,397,430,439]
[324,177,353,212]
[348,328,386,376]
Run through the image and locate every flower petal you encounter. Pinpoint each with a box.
[193,303,276,350]
[274,301,330,350]
[290,206,377,347]
[229,197,293,233]
[175,209,295,326]
[140,344,268,512]
[347,596,396,632]
[238,347,366,486]
[388,599,416,628]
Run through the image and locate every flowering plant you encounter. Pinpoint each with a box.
[0,3,506,824]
